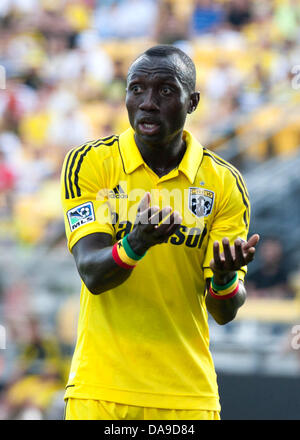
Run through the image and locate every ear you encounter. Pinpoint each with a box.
[188,92,200,114]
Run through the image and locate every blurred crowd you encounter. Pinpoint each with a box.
[0,0,300,419]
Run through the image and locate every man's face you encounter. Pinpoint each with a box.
[126,54,196,145]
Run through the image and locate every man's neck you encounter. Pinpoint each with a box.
[134,131,186,178]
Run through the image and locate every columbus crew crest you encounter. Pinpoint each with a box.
[188,187,214,218]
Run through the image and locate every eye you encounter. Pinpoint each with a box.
[130,84,143,94]
[160,86,173,96]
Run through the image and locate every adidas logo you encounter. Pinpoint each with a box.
[109,185,128,199]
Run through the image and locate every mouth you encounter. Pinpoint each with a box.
[138,118,161,136]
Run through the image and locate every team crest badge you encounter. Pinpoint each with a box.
[67,202,95,231]
[188,188,214,218]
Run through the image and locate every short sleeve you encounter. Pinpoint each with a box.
[61,144,115,252]
[203,171,250,282]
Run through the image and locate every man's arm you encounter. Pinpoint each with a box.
[72,232,131,294]
[72,192,182,295]
[205,235,260,325]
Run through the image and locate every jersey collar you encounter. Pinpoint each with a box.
[179,130,204,184]
[118,127,203,184]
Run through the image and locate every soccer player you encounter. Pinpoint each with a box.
[61,45,259,420]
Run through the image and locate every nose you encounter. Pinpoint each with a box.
[139,89,159,111]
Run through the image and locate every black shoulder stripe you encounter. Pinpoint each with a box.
[117,136,126,174]
[243,211,248,228]
[203,151,250,227]
[67,143,92,199]
[64,147,76,200]
[203,150,250,217]
[100,134,117,143]
[64,136,118,199]
[65,142,95,199]
[71,136,118,198]
[64,142,92,199]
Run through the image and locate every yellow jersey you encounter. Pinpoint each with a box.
[61,127,250,411]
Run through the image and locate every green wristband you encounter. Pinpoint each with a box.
[211,272,238,291]
[122,235,146,261]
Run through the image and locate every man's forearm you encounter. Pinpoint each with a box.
[205,280,246,325]
[75,245,133,295]
[204,235,259,325]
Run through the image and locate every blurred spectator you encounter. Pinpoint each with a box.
[94,0,158,39]
[15,316,62,376]
[0,315,65,420]
[0,150,15,192]
[15,148,53,195]
[105,58,127,102]
[273,0,300,41]
[0,366,64,420]
[0,150,15,217]
[155,1,188,44]
[205,58,243,100]
[225,0,253,30]
[238,63,270,112]
[246,237,295,299]
[191,0,224,35]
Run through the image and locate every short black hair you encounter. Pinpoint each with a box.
[128,44,196,93]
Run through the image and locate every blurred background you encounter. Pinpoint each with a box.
[0,0,300,420]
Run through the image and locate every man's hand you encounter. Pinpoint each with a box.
[127,192,182,255]
[210,234,260,285]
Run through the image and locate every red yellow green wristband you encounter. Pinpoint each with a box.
[209,272,239,299]
[112,235,146,270]
[112,243,136,269]
[209,283,239,299]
